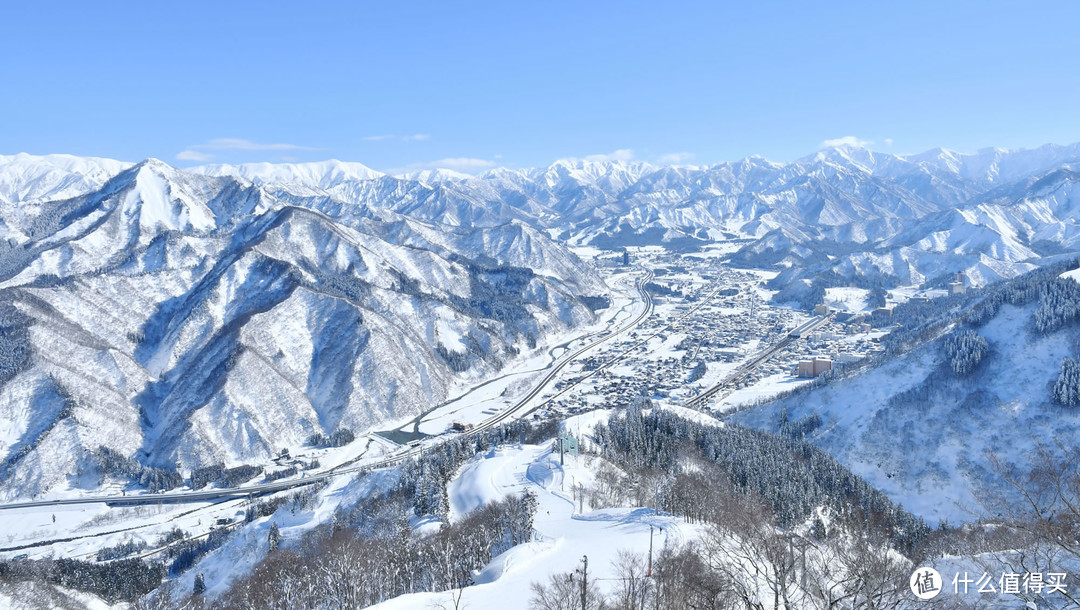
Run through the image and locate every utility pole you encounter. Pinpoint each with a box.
[580,555,589,610]
[559,433,565,466]
[647,525,654,577]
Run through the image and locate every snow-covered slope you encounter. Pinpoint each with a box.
[374,443,697,610]
[0,153,132,207]
[732,299,1080,526]
[6,141,1080,499]
[0,160,605,500]
[16,141,1080,288]
[192,159,385,186]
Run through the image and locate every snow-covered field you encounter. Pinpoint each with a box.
[824,286,870,312]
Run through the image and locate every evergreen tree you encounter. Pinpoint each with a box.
[943,329,989,376]
[268,522,281,551]
[193,573,206,596]
[1054,357,1080,407]
[1034,277,1080,333]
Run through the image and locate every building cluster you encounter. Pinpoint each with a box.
[538,251,891,416]
[797,358,833,378]
[948,272,967,296]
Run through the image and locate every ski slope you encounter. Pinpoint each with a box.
[371,443,701,610]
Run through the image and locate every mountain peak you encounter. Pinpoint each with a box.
[0,153,133,205]
[189,159,385,187]
[396,168,472,183]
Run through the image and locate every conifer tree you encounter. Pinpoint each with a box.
[268,522,281,551]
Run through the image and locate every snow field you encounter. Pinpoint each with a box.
[824,286,870,312]
[734,301,1080,526]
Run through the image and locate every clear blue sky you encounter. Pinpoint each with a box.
[3,1,1079,171]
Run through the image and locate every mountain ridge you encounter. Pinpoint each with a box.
[0,160,605,499]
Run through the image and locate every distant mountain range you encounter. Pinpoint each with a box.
[188,142,1080,289]
[2,142,1080,499]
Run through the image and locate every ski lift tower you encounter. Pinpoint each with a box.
[558,432,578,465]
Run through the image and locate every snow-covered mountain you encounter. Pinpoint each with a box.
[190,143,1080,287]
[5,142,1080,499]
[0,158,605,499]
[0,153,132,207]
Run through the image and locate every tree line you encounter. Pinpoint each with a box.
[590,403,930,550]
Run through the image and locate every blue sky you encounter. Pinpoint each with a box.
[3,1,1079,171]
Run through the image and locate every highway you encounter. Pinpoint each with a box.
[467,270,655,433]
[684,314,828,410]
[0,269,663,513]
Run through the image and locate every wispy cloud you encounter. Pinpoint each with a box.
[883,138,894,147]
[175,138,318,163]
[363,134,430,142]
[583,149,635,162]
[176,149,214,162]
[821,136,873,148]
[656,152,695,164]
[424,157,496,171]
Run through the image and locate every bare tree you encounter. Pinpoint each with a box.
[430,586,467,610]
[132,586,174,610]
[530,572,607,610]
[826,532,909,610]
[651,542,733,609]
[698,493,807,610]
[977,441,1080,607]
[610,550,652,610]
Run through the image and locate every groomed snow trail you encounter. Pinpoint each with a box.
[373,443,696,609]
